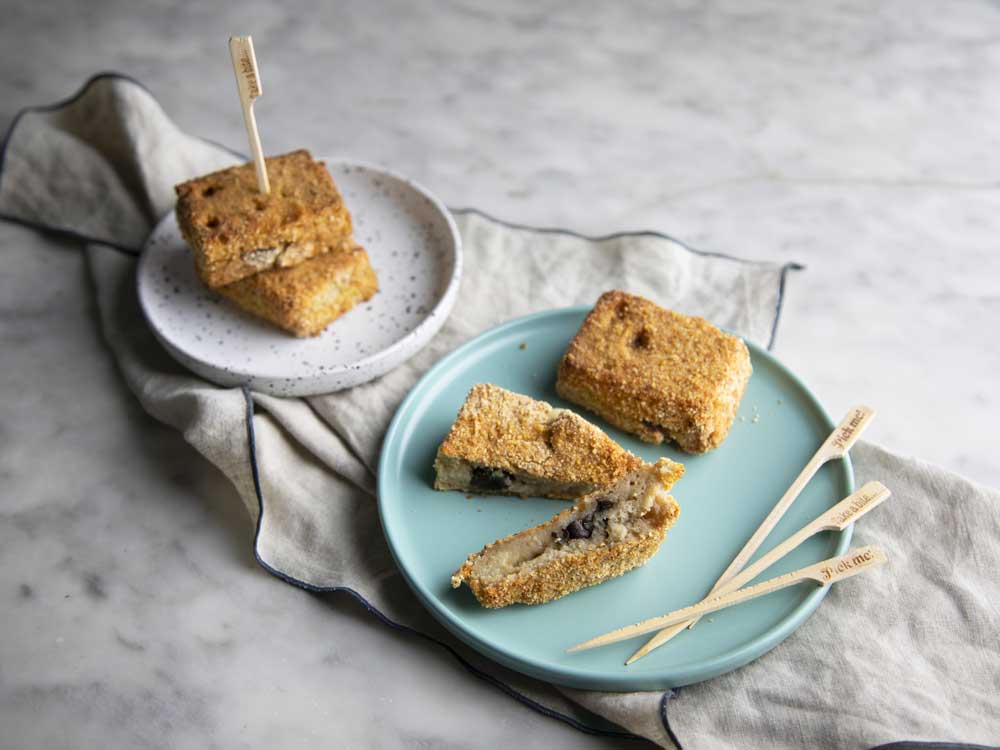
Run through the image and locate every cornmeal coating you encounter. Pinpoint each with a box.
[175,150,353,288]
[218,239,377,337]
[434,384,643,499]
[556,290,752,453]
[451,458,683,608]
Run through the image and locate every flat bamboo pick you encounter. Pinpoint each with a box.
[567,545,887,653]
[624,480,890,664]
[685,405,875,635]
[229,35,270,194]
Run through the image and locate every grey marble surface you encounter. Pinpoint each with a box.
[2,1,998,748]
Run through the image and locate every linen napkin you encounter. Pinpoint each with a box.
[2,74,996,749]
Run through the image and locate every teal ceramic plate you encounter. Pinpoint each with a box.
[378,307,853,691]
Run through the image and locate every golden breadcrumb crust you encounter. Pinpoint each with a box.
[175,150,353,288]
[218,239,378,337]
[556,290,752,453]
[434,384,643,495]
[459,522,676,608]
[452,459,683,608]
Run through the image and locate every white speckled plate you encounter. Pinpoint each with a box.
[137,160,461,396]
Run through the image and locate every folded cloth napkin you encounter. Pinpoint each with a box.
[2,74,997,749]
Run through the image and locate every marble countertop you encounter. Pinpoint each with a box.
[2,1,997,747]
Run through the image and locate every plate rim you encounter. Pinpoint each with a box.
[377,306,854,691]
[137,158,463,388]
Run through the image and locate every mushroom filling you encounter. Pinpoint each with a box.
[554,498,615,542]
[470,466,515,491]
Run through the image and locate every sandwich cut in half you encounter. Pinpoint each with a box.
[434,384,644,500]
[451,458,684,608]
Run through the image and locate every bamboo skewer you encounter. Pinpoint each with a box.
[567,545,887,654]
[624,480,891,664]
[622,405,875,664]
[229,35,270,194]
[687,404,875,632]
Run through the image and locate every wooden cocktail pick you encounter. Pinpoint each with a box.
[690,405,875,626]
[624,406,875,663]
[229,35,270,194]
[624,480,890,664]
[567,544,887,654]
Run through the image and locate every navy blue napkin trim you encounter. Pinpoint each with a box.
[449,206,804,351]
[658,689,683,749]
[0,72,801,357]
[0,71,243,257]
[239,385,654,746]
[0,202,798,357]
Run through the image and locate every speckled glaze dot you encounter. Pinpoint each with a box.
[137,160,462,397]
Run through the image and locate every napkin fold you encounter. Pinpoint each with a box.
[3,74,997,749]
